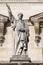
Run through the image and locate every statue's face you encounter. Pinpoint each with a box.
[18,13,23,20]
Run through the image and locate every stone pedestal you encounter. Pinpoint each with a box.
[10,55,31,62]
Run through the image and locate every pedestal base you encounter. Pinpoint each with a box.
[10,55,31,62]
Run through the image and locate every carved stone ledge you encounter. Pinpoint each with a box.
[0,61,42,65]
[29,12,43,45]
[0,0,43,3]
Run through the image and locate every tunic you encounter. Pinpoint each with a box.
[11,19,29,54]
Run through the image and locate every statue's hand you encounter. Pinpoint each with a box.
[11,23,15,30]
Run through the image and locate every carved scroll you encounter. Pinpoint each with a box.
[29,12,43,45]
[0,14,8,46]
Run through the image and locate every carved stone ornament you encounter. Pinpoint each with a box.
[0,14,8,46]
[29,12,43,45]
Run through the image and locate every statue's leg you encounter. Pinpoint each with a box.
[23,43,27,55]
[18,47,23,55]
[18,41,23,55]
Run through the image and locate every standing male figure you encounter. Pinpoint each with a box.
[6,3,29,55]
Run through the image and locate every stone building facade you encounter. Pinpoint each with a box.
[0,0,43,64]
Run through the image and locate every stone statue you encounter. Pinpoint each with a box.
[6,4,29,55]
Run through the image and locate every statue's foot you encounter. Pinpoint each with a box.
[18,52,20,55]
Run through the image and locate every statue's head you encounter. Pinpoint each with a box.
[18,13,23,20]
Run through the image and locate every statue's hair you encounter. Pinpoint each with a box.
[18,13,23,17]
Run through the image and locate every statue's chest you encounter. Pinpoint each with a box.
[16,21,25,29]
